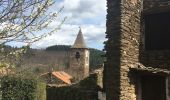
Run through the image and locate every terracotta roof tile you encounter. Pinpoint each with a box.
[60,71,72,79]
[52,71,72,84]
[40,71,73,85]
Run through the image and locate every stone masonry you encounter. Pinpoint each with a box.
[104,0,170,100]
[140,0,170,69]
[69,29,89,81]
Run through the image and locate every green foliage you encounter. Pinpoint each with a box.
[1,76,46,100]
[46,45,71,51]
[1,76,37,100]
[89,48,105,69]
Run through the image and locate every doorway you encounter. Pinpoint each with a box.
[141,75,166,100]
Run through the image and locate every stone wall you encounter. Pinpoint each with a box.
[46,85,97,100]
[119,0,141,100]
[46,71,103,100]
[140,0,170,69]
[104,0,140,100]
[104,0,121,99]
[69,48,89,81]
[105,0,170,100]
[143,0,170,11]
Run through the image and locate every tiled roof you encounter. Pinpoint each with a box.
[40,71,73,85]
[72,28,87,49]
[52,71,73,85]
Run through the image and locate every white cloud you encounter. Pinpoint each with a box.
[10,0,107,50]
[55,0,106,24]
[31,23,106,50]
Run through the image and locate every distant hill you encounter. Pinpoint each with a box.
[46,45,71,51]
[1,45,105,74]
[46,45,105,69]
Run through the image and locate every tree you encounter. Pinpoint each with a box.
[0,0,65,44]
[0,0,66,69]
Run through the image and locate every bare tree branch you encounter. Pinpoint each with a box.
[0,0,66,68]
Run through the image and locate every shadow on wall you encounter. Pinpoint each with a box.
[103,0,121,99]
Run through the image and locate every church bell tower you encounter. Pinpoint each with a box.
[69,28,89,81]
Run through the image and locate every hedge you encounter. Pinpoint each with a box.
[0,76,46,100]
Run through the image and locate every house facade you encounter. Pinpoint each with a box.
[104,0,170,100]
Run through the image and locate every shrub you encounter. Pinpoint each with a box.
[0,76,45,100]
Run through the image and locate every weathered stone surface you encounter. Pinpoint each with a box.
[69,49,89,81]
[140,0,170,69]
[69,30,90,81]
[104,0,170,100]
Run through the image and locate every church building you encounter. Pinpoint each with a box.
[69,28,90,81]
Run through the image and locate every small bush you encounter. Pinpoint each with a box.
[0,76,41,100]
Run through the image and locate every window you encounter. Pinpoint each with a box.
[145,12,170,50]
[75,52,80,59]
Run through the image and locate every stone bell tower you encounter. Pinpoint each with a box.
[69,28,89,81]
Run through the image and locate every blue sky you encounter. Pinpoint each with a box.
[9,0,107,50]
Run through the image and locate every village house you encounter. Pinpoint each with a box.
[104,0,170,100]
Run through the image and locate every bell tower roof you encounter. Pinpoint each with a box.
[72,28,87,49]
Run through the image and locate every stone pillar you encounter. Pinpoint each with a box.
[104,0,141,100]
